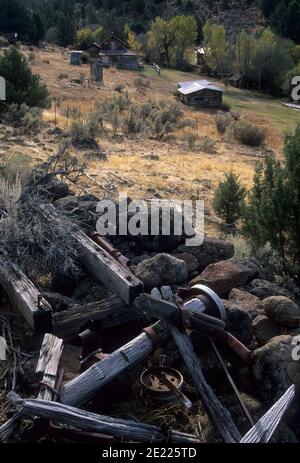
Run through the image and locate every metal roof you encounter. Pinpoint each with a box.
[178,80,224,95]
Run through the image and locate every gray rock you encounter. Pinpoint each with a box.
[252,335,300,403]
[190,259,258,297]
[134,253,188,290]
[223,300,253,345]
[245,279,293,300]
[252,314,280,346]
[229,288,263,318]
[263,296,300,328]
[177,236,234,272]
[171,252,199,273]
[46,179,69,200]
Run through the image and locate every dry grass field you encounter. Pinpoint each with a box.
[6,45,298,235]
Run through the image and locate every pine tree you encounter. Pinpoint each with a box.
[213,171,246,224]
[0,47,50,109]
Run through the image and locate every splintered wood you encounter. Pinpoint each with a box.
[0,256,52,332]
[36,334,63,401]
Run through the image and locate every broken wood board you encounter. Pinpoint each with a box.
[52,295,141,338]
[240,385,295,443]
[8,393,200,443]
[0,256,52,332]
[36,333,64,401]
[39,204,144,305]
[59,321,168,407]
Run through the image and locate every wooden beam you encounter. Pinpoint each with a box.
[150,286,241,443]
[36,333,63,401]
[52,296,142,338]
[59,322,168,407]
[0,256,52,332]
[240,385,295,443]
[39,205,144,305]
[8,393,200,443]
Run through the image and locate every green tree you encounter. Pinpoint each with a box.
[85,2,98,23]
[57,12,75,47]
[203,21,228,76]
[76,28,94,49]
[93,26,104,43]
[284,125,300,268]
[250,28,294,92]
[148,17,177,66]
[235,31,255,76]
[32,13,45,45]
[0,47,50,109]
[213,171,246,224]
[172,16,197,66]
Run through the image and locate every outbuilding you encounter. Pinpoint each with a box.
[177,80,224,108]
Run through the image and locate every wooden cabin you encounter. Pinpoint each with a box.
[87,33,141,70]
[177,80,224,108]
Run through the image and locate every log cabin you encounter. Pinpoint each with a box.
[177,80,224,109]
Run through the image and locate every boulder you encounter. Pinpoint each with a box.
[176,236,234,272]
[134,253,188,290]
[229,288,263,318]
[171,252,199,273]
[223,300,253,345]
[190,259,258,297]
[252,335,300,403]
[263,296,300,328]
[252,314,280,346]
[46,179,69,200]
[245,279,293,300]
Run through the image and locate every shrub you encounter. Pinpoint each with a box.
[215,113,232,134]
[232,121,266,147]
[0,47,50,109]
[1,152,32,185]
[70,120,96,147]
[0,36,9,47]
[227,234,252,260]
[199,136,216,153]
[220,101,231,112]
[134,76,150,92]
[114,83,125,93]
[122,107,142,135]
[213,171,246,224]
[2,103,42,133]
[185,132,197,150]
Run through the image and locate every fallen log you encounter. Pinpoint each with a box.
[39,205,143,305]
[240,385,295,443]
[59,321,168,407]
[52,296,141,338]
[150,286,241,443]
[0,255,52,332]
[36,333,64,401]
[8,393,200,443]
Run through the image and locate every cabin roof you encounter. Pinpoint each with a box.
[97,33,128,49]
[178,80,224,95]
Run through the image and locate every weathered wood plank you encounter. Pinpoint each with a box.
[36,333,63,401]
[240,385,295,443]
[0,412,22,443]
[8,393,200,443]
[40,205,144,305]
[59,322,168,407]
[0,256,52,332]
[152,286,241,443]
[52,296,141,338]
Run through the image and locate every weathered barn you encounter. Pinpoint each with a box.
[177,80,224,108]
[87,33,142,70]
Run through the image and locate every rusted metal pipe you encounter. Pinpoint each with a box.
[91,232,131,269]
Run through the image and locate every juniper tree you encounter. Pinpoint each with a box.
[213,171,246,225]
